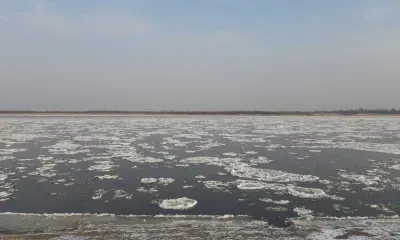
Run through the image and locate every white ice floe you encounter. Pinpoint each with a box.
[294,207,314,218]
[237,182,267,190]
[159,197,198,210]
[92,189,107,200]
[260,198,290,205]
[288,185,328,199]
[234,180,287,192]
[363,186,385,192]
[390,165,400,170]
[338,172,380,186]
[164,155,176,160]
[0,191,13,201]
[195,175,206,179]
[287,185,344,200]
[88,161,115,172]
[369,204,396,214]
[182,185,193,189]
[0,174,8,181]
[308,149,322,153]
[113,190,132,200]
[228,163,319,183]
[96,175,119,180]
[158,178,175,185]
[176,164,190,167]
[249,156,273,165]
[136,187,158,193]
[244,151,258,155]
[141,177,175,185]
[266,206,288,211]
[204,181,231,190]
[141,178,158,184]
[222,152,238,157]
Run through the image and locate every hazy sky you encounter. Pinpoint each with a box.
[1,0,399,111]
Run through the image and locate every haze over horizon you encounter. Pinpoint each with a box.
[1,0,399,111]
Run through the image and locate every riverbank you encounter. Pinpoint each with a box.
[0,214,399,239]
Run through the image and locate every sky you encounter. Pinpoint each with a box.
[0,0,399,111]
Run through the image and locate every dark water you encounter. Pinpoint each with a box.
[0,116,400,226]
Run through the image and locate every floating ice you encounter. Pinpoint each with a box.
[223,152,238,157]
[260,198,290,205]
[195,175,206,179]
[88,161,114,172]
[136,187,158,193]
[96,175,119,180]
[0,174,8,181]
[288,185,332,199]
[204,181,231,190]
[92,189,107,200]
[141,177,175,185]
[141,178,158,184]
[237,182,266,190]
[339,172,379,186]
[158,178,175,185]
[249,156,273,165]
[308,149,322,153]
[244,151,258,155]
[294,207,314,218]
[390,165,400,170]
[228,163,319,183]
[159,197,198,210]
[266,206,288,211]
[113,190,132,199]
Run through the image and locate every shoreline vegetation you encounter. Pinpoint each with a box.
[0,109,400,116]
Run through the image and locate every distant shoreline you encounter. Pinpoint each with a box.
[0,111,400,117]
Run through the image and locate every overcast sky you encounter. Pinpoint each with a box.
[1,0,399,111]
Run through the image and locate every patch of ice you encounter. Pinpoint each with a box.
[266,206,288,212]
[288,185,337,200]
[294,207,314,218]
[223,152,238,157]
[176,164,190,167]
[0,174,8,181]
[319,180,332,185]
[96,175,119,180]
[244,151,258,155]
[164,155,176,160]
[113,189,132,200]
[363,186,385,192]
[390,165,400,170]
[136,187,158,193]
[237,182,266,190]
[158,178,175,185]
[88,161,114,172]
[204,181,231,190]
[260,198,290,205]
[339,172,380,186]
[195,175,206,179]
[182,185,193,189]
[159,197,198,210]
[141,178,158,184]
[249,156,273,165]
[228,163,319,183]
[369,204,395,214]
[308,149,322,153]
[92,189,107,200]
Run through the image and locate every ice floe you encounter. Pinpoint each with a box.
[159,197,198,210]
[338,172,380,186]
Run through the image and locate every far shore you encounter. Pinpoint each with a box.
[1,112,400,117]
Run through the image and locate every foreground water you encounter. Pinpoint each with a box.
[0,116,399,226]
